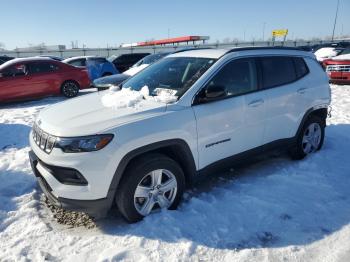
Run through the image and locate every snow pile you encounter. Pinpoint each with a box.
[101,86,178,109]
[101,86,149,109]
[1,86,350,261]
[153,88,178,103]
[314,47,339,61]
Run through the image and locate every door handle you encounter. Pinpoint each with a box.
[248,99,264,107]
[297,87,307,94]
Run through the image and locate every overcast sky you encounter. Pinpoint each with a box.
[1,0,349,49]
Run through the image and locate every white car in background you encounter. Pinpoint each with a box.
[29,47,331,223]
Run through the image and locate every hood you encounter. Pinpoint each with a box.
[37,90,167,137]
[93,73,129,86]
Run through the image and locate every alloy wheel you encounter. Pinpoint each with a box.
[302,122,322,154]
[133,169,177,216]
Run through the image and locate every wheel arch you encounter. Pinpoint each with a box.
[295,107,328,138]
[105,139,197,207]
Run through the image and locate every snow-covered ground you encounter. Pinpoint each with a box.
[1,86,350,262]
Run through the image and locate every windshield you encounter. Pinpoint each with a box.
[133,53,169,67]
[107,55,117,62]
[339,48,350,55]
[122,57,216,98]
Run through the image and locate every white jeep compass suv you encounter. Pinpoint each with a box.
[29,47,331,222]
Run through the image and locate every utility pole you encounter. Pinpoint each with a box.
[262,22,266,41]
[331,0,340,41]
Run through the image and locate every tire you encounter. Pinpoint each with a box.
[116,153,185,223]
[289,115,325,160]
[61,81,79,98]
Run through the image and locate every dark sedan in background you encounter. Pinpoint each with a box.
[0,55,15,65]
[108,53,150,72]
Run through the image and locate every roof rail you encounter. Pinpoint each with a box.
[172,47,213,54]
[225,46,303,55]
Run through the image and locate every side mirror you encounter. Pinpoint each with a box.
[195,85,226,104]
[205,85,226,99]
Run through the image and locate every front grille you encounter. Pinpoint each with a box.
[32,123,56,153]
[326,65,350,72]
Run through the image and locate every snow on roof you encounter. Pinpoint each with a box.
[314,47,339,60]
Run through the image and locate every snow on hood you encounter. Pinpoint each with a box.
[101,86,150,109]
[101,86,178,110]
[37,90,167,137]
[332,54,350,61]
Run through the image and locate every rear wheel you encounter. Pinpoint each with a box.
[116,154,185,223]
[290,115,325,160]
[61,81,79,98]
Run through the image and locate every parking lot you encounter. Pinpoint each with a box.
[0,84,349,261]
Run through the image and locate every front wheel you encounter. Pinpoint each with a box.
[61,81,79,98]
[290,115,325,160]
[116,154,185,223]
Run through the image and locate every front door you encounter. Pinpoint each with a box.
[0,63,31,102]
[192,58,266,169]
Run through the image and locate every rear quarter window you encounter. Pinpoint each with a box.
[261,56,296,89]
[293,57,309,79]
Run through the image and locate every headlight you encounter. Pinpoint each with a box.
[55,134,114,153]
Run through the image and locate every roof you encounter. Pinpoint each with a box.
[0,57,55,69]
[168,49,227,59]
[168,47,315,59]
[63,56,103,62]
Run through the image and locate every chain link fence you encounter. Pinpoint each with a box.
[1,39,347,59]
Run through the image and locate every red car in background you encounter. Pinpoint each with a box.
[0,57,90,103]
[323,50,350,85]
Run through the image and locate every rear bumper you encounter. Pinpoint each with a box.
[29,150,113,219]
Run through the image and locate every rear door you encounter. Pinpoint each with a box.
[26,62,60,96]
[193,58,266,169]
[259,56,307,143]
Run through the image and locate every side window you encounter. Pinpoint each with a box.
[2,64,27,77]
[115,55,127,63]
[293,57,309,79]
[205,58,258,97]
[68,59,86,67]
[90,58,107,64]
[261,56,296,88]
[28,63,58,74]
